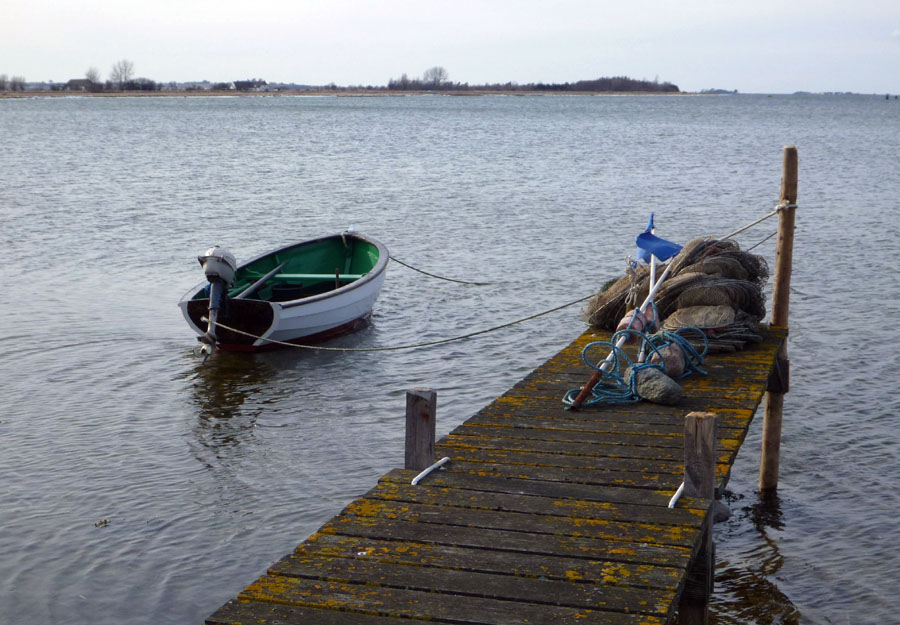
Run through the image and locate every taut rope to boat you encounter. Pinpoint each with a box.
[389,256,493,286]
[200,291,595,352]
[194,207,786,356]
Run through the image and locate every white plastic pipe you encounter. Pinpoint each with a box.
[411,457,451,485]
[668,481,685,509]
[595,262,674,374]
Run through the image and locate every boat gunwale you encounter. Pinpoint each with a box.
[277,232,389,310]
[177,232,389,310]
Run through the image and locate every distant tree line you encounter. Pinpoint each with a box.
[0,59,272,94]
[389,68,679,93]
[0,74,27,91]
[233,79,268,91]
[2,61,679,94]
[531,76,679,93]
[388,67,463,91]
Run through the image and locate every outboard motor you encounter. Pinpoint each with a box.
[197,246,237,356]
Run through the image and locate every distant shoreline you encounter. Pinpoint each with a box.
[5,90,889,100]
[1,88,695,99]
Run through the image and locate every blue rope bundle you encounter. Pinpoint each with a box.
[562,326,709,407]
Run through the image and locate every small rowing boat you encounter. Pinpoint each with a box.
[179,231,388,353]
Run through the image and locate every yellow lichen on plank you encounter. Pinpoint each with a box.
[206,327,783,625]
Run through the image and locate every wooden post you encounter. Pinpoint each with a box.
[759,146,797,493]
[684,411,717,500]
[679,411,717,625]
[405,388,436,471]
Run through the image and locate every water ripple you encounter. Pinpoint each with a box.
[2,93,898,625]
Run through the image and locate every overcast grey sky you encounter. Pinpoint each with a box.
[5,0,899,93]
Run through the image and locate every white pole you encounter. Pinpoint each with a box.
[595,261,673,374]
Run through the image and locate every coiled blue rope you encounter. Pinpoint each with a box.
[562,326,709,407]
[645,327,709,380]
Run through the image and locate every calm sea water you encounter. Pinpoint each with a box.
[1,93,898,625]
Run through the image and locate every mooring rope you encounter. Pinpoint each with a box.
[201,291,594,352]
[389,256,492,286]
[745,230,778,252]
[718,201,795,241]
[196,208,792,356]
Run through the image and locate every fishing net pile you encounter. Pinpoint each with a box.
[582,237,769,352]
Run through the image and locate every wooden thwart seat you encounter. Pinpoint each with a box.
[273,272,365,282]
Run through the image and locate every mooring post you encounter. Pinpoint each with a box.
[759,146,797,493]
[405,388,436,471]
[679,411,717,625]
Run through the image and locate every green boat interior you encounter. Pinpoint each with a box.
[193,235,381,303]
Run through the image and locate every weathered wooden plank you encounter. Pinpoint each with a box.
[449,423,742,452]
[529,345,779,373]
[499,387,765,414]
[684,368,771,388]
[321,510,694,566]
[265,554,676,616]
[450,424,748,474]
[472,400,757,429]
[288,532,684,590]
[454,422,686,446]
[239,574,667,624]
[329,496,704,550]
[558,326,786,357]
[434,446,734,488]
[533,353,774,375]
[513,368,771,394]
[535,358,777,383]
[379,468,704,510]
[366,479,706,528]
[441,459,683,490]
[434,445,686,473]
[476,395,756,425]
[441,432,687,459]
[438,432,737,466]
[463,411,748,437]
[515,381,768,406]
[207,599,413,625]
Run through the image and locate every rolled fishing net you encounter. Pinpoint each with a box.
[582,237,769,351]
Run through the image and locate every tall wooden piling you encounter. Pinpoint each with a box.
[405,388,437,470]
[759,146,797,492]
[678,411,718,625]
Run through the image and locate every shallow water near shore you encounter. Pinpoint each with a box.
[1,93,898,624]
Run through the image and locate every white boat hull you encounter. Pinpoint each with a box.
[265,267,386,345]
[179,232,388,351]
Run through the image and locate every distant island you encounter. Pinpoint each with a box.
[1,63,680,96]
[387,70,679,93]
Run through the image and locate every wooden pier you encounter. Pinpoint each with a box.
[205,325,788,625]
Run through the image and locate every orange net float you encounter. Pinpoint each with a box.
[648,342,686,377]
[615,307,657,344]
